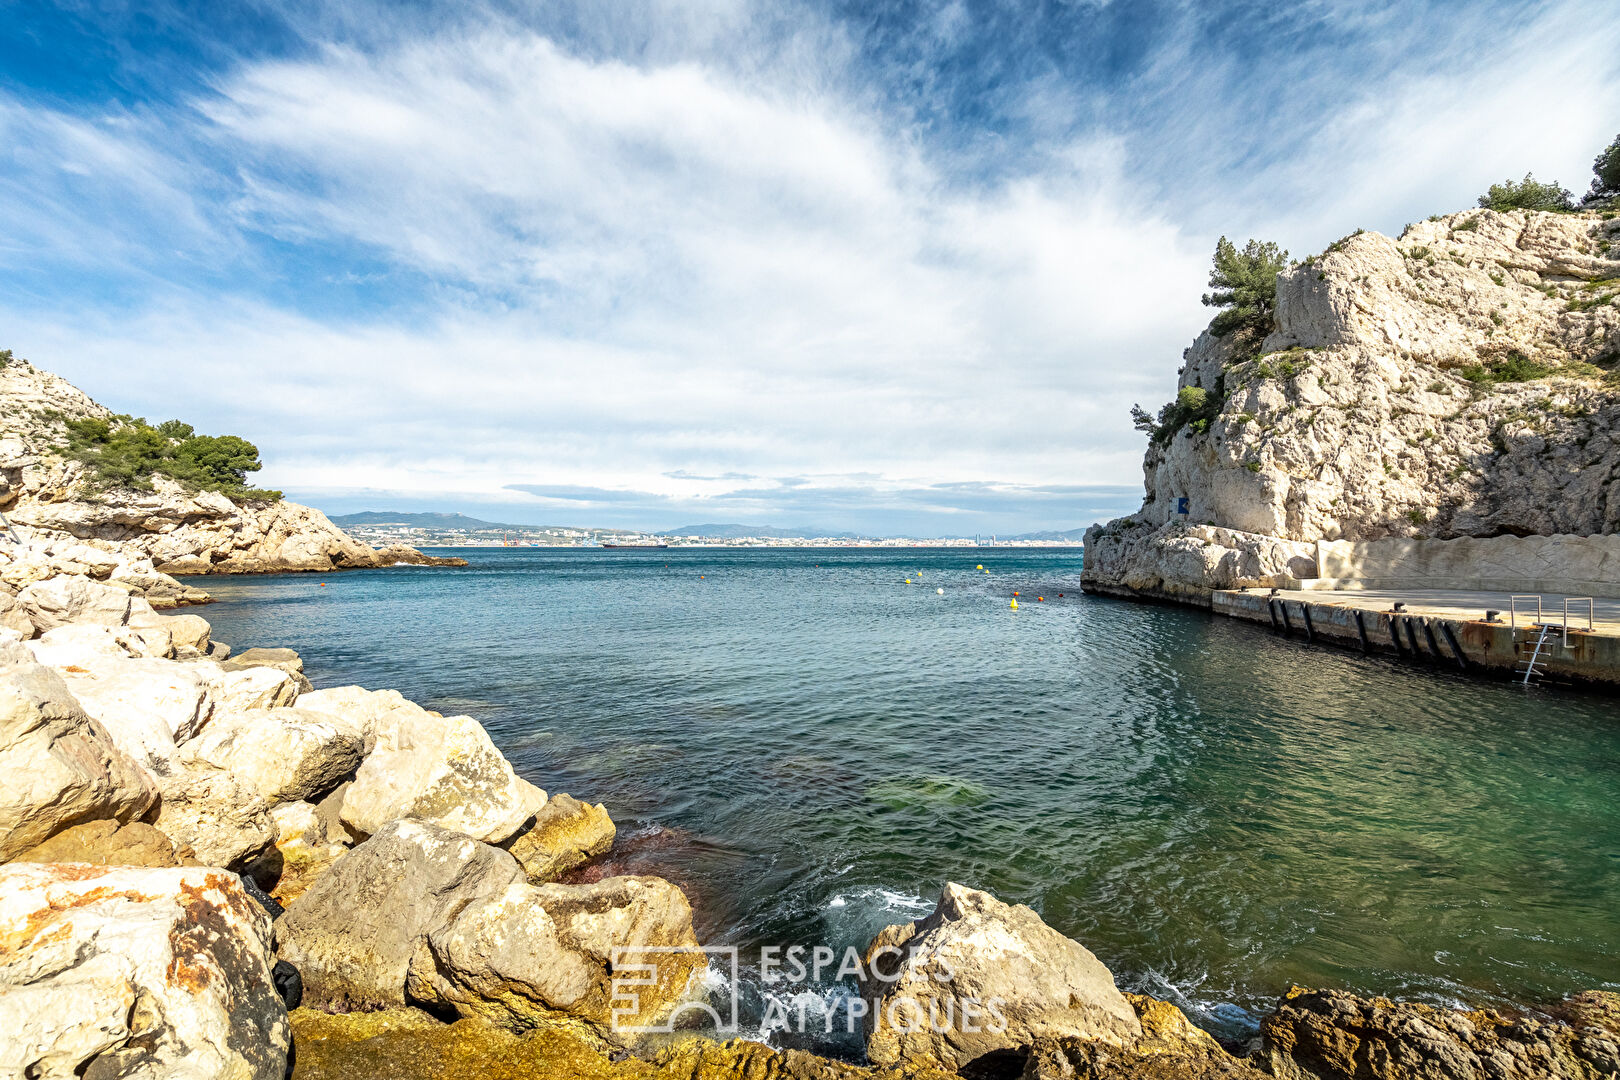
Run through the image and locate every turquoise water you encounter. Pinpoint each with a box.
[200,548,1620,1049]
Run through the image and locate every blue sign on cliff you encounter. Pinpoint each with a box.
[1176,497,1189,515]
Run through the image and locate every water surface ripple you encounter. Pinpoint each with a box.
[200,548,1620,1043]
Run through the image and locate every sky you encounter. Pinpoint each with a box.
[2,0,1618,536]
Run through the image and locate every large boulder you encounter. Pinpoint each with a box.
[11,818,190,868]
[184,706,363,805]
[0,863,290,1080]
[275,819,524,1011]
[340,711,536,843]
[1260,986,1620,1080]
[15,575,131,633]
[0,662,158,862]
[151,761,278,870]
[407,875,703,1035]
[861,883,1142,1072]
[503,792,616,884]
[51,655,222,770]
[0,588,32,636]
[213,666,301,711]
[295,684,419,753]
[27,622,166,665]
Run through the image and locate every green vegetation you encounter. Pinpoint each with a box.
[1243,460,1262,473]
[1406,509,1428,526]
[1202,236,1290,338]
[57,413,280,502]
[1321,228,1364,256]
[1566,279,1618,313]
[1457,351,1555,388]
[0,348,11,369]
[1451,217,1480,232]
[1589,134,1620,203]
[1477,173,1573,213]
[1131,381,1226,447]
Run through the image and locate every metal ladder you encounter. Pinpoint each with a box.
[1517,623,1558,685]
[0,510,19,545]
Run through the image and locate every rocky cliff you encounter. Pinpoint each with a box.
[0,359,462,575]
[1084,207,1620,601]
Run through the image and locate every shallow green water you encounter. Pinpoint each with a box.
[201,547,1620,1048]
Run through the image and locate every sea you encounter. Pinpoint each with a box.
[199,547,1620,1054]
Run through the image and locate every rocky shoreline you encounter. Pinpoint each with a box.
[1,358,466,579]
[2,570,1617,1079]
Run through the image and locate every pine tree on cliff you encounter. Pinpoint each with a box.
[1589,134,1620,204]
[1201,236,1289,338]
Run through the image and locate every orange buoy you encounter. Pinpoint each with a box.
[1013,591,1020,596]
[1037,596,1044,601]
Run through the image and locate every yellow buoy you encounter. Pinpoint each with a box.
[905,578,911,584]
[1010,599,1018,609]
[976,564,983,570]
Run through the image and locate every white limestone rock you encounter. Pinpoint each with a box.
[1085,208,1620,598]
[16,575,132,634]
[0,662,159,862]
[862,883,1142,1071]
[213,666,301,712]
[184,706,363,805]
[51,655,222,771]
[407,875,703,1034]
[340,710,535,843]
[0,862,289,1080]
[150,761,277,870]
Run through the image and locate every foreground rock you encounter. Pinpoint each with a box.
[245,798,355,905]
[504,791,617,883]
[1024,994,1263,1079]
[862,883,1142,1071]
[0,660,158,861]
[0,862,289,1080]
[1260,986,1620,1080]
[340,710,539,843]
[185,705,364,805]
[289,1008,959,1080]
[276,819,526,1011]
[408,875,703,1034]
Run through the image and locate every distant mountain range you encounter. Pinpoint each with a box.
[329,511,543,531]
[1001,528,1089,542]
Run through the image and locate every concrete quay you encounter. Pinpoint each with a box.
[1214,587,1620,690]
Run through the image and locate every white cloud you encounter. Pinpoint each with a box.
[3,0,1618,532]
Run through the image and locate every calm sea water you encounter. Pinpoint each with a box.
[200,547,1620,1050]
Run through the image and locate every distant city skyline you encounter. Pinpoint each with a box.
[3,1,1617,534]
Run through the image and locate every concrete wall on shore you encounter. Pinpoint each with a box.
[1303,534,1620,598]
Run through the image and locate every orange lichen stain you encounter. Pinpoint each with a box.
[2,883,157,955]
[63,665,89,673]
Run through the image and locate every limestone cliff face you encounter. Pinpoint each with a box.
[0,361,461,575]
[1085,208,1620,599]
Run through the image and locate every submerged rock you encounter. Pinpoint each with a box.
[861,883,1142,1072]
[245,798,354,905]
[0,862,289,1080]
